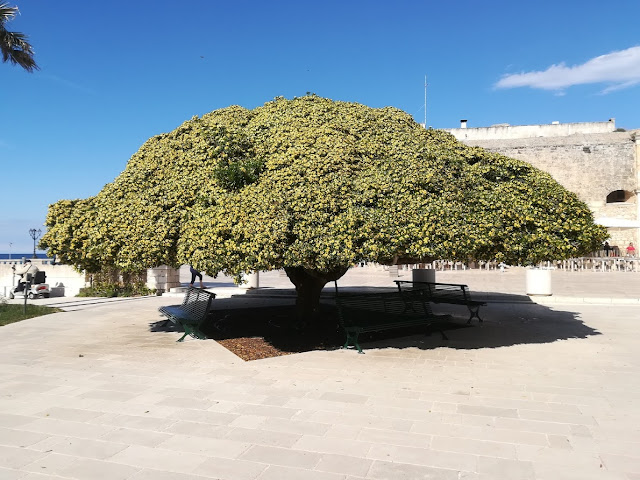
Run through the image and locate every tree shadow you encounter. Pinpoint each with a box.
[367,302,601,352]
[148,289,601,358]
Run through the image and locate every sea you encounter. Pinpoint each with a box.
[0,253,50,260]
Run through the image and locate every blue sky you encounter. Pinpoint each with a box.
[2,0,639,252]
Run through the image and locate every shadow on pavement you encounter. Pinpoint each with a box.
[377,302,601,351]
[148,290,601,358]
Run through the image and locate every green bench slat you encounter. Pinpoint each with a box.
[158,287,216,342]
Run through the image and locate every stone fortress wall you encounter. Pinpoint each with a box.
[443,119,640,249]
[448,119,617,140]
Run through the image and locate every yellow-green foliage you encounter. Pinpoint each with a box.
[41,96,607,277]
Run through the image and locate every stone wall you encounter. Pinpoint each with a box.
[445,119,615,141]
[0,260,87,298]
[467,133,636,216]
[1,261,183,297]
[441,123,639,247]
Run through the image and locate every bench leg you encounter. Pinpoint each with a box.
[176,330,190,342]
[467,306,483,324]
[424,323,449,340]
[342,331,364,354]
[176,324,207,342]
[190,326,207,340]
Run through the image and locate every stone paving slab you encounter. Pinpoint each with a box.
[1,269,640,479]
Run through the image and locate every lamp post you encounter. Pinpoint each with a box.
[29,228,41,259]
[8,242,12,260]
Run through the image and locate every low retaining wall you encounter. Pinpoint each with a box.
[0,261,183,298]
[0,260,87,298]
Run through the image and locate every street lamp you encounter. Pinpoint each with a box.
[29,228,41,259]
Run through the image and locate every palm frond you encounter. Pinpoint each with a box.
[0,29,39,72]
[0,3,18,26]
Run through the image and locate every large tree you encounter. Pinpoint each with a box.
[41,96,607,319]
[0,2,38,72]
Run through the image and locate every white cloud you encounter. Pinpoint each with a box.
[495,46,640,94]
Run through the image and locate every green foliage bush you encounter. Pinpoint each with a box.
[77,281,155,298]
[77,269,155,297]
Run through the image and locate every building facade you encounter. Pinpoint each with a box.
[443,119,640,250]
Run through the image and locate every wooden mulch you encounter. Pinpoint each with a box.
[202,304,344,361]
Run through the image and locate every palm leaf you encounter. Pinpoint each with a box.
[0,3,39,72]
[0,3,18,25]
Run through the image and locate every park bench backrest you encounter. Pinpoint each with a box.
[336,292,432,328]
[396,280,471,300]
[180,288,215,319]
[427,282,471,301]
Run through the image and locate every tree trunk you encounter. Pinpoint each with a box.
[284,266,348,327]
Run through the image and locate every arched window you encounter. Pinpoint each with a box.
[606,190,633,203]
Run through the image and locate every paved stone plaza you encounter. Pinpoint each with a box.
[1,267,639,479]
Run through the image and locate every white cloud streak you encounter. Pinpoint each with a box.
[495,46,640,94]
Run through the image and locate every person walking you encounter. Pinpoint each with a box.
[189,266,204,288]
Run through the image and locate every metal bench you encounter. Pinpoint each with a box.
[158,287,216,342]
[335,292,448,354]
[394,280,486,323]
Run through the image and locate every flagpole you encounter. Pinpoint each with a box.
[424,75,427,128]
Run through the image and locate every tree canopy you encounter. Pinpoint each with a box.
[1,3,38,72]
[41,96,607,316]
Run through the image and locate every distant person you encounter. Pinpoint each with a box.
[603,241,611,257]
[189,266,204,288]
[12,259,39,292]
[626,242,636,257]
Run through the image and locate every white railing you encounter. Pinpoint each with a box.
[393,258,639,273]
[0,258,56,266]
[549,257,639,272]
